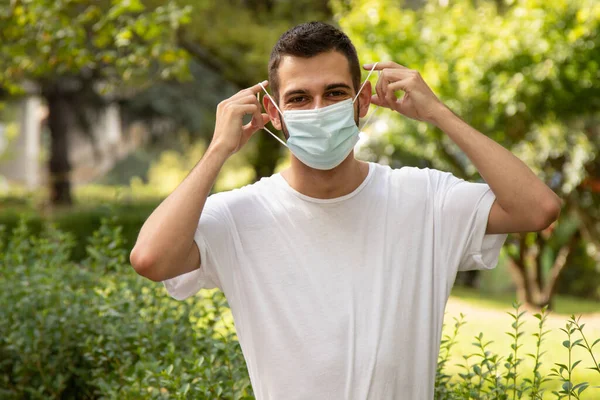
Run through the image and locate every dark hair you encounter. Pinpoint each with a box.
[268,22,361,103]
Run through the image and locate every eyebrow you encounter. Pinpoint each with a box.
[282,83,353,101]
[325,83,352,91]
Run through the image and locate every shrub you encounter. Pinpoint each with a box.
[0,218,251,399]
[434,305,600,399]
[0,219,598,399]
[0,201,157,262]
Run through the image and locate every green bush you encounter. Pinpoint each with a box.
[435,307,600,399]
[0,202,157,262]
[0,219,252,399]
[1,219,598,399]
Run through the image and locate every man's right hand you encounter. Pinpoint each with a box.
[131,82,272,282]
[210,80,271,157]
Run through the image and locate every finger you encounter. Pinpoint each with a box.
[231,104,260,121]
[383,76,398,107]
[233,95,264,128]
[388,80,409,93]
[248,97,264,129]
[232,94,260,104]
[370,94,387,107]
[379,71,399,109]
[363,61,409,71]
[233,80,270,100]
[242,113,270,138]
[381,68,414,83]
[375,71,387,108]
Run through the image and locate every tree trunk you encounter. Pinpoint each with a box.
[510,234,532,305]
[46,92,73,206]
[539,232,580,309]
[509,231,579,310]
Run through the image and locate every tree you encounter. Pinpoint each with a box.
[169,0,334,180]
[336,0,600,308]
[0,0,190,205]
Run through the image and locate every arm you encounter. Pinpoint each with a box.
[364,61,561,235]
[431,109,561,234]
[130,81,270,282]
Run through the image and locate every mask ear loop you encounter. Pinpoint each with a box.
[352,62,378,104]
[353,62,380,131]
[258,83,288,148]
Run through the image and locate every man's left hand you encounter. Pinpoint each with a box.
[363,61,447,125]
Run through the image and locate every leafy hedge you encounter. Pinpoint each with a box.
[1,219,598,399]
[0,202,157,262]
[0,219,251,400]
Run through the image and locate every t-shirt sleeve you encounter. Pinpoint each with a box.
[162,196,235,300]
[431,170,507,274]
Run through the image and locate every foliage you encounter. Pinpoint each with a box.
[0,0,192,205]
[337,0,600,307]
[171,0,331,90]
[0,0,190,95]
[1,220,599,399]
[556,239,600,300]
[435,304,600,399]
[134,138,259,195]
[141,0,335,179]
[0,202,157,261]
[0,218,252,399]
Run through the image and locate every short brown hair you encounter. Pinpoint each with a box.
[268,22,361,103]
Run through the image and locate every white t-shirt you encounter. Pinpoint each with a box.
[163,162,507,400]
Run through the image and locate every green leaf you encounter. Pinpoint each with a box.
[573,382,588,395]
[555,363,568,372]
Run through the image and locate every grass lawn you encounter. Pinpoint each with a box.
[450,286,600,316]
[444,289,600,398]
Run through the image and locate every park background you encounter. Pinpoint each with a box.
[0,0,599,398]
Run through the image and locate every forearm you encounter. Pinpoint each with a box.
[131,145,229,281]
[432,106,561,223]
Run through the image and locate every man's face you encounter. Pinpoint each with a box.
[264,50,371,137]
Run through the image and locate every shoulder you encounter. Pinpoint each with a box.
[382,165,458,193]
[204,174,279,215]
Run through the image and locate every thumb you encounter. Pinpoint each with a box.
[370,94,387,108]
[242,113,270,137]
[259,113,271,127]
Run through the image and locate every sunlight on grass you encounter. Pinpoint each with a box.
[443,296,600,397]
[450,286,600,315]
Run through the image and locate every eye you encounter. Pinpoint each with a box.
[327,90,346,97]
[288,96,306,103]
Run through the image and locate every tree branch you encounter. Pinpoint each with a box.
[176,29,251,90]
[544,232,580,303]
[534,233,545,290]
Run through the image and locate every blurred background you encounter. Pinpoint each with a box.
[2,0,598,310]
[1,0,599,397]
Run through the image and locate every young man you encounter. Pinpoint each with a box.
[131,22,561,399]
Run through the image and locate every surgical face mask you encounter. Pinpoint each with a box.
[259,62,379,170]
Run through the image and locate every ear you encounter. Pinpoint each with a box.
[263,95,282,130]
[357,81,372,118]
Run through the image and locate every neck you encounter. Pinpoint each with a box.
[281,154,370,199]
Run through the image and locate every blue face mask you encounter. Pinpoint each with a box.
[259,62,378,170]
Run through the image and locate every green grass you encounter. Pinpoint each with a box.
[450,286,600,315]
[444,290,600,398]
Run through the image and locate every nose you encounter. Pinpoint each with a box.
[313,96,325,109]
[312,96,327,110]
